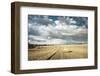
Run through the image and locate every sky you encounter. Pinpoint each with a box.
[28,15,88,45]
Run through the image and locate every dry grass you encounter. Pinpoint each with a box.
[28,44,88,60]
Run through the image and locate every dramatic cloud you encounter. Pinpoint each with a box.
[28,15,88,45]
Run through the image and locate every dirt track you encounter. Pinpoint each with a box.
[28,44,88,60]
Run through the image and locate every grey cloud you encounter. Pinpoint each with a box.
[28,15,55,26]
[28,15,88,44]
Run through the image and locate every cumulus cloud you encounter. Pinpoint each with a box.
[28,15,88,45]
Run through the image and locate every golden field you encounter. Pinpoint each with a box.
[28,44,88,60]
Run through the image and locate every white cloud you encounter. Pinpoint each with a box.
[28,16,88,45]
[28,35,66,44]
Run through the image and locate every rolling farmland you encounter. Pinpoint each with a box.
[28,44,88,60]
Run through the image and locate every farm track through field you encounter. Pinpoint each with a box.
[28,44,88,60]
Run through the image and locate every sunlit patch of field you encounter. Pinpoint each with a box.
[28,44,88,60]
